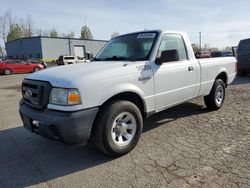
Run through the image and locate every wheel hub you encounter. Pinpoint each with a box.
[115,122,127,135]
[215,85,224,104]
[111,112,137,147]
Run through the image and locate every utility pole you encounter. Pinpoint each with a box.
[199,32,202,50]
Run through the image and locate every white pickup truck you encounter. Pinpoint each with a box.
[56,55,88,65]
[19,30,236,156]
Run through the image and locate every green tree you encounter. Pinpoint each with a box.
[80,25,93,39]
[50,28,58,37]
[7,23,23,42]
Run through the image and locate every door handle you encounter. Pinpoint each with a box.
[188,66,194,71]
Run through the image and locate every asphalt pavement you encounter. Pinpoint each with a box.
[0,73,249,188]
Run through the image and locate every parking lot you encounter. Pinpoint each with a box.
[0,74,249,188]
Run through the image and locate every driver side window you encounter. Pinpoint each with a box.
[158,34,188,62]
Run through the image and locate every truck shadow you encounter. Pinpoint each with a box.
[232,75,250,85]
[0,101,207,187]
[143,101,207,132]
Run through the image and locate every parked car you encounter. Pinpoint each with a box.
[27,59,47,68]
[0,59,44,75]
[56,55,86,65]
[236,38,250,76]
[211,51,233,57]
[19,30,236,156]
[195,51,211,58]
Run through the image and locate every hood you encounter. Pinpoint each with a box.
[26,61,138,88]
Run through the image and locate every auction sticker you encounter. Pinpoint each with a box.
[137,33,156,39]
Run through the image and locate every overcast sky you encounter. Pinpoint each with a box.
[1,0,250,48]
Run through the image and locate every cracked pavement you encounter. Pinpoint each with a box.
[0,74,249,188]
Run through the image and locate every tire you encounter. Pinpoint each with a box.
[204,79,225,110]
[4,68,12,75]
[94,100,143,157]
[33,67,40,72]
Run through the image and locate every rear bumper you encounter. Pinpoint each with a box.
[19,99,98,145]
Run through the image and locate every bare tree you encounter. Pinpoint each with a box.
[35,29,42,36]
[80,25,93,39]
[26,15,33,37]
[111,32,119,39]
[0,45,4,56]
[0,9,12,42]
[61,31,75,38]
[50,28,58,37]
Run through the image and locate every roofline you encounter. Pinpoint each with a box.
[110,29,188,40]
[5,36,108,44]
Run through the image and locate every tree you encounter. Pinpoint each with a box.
[50,28,58,37]
[80,25,93,39]
[0,9,12,42]
[7,23,23,42]
[67,31,75,38]
[61,31,75,38]
[191,43,199,53]
[35,29,42,36]
[111,32,119,39]
[0,45,4,56]
[223,46,232,51]
[26,15,33,37]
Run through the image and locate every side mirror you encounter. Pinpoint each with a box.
[155,49,179,65]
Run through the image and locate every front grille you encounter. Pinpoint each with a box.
[22,79,52,109]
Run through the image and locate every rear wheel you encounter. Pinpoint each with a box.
[204,79,225,110]
[95,100,143,157]
[4,68,12,75]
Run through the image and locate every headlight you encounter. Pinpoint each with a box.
[49,88,81,105]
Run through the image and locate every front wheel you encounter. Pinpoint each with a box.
[33,67,40,72]
[204,79,225,110]
[4,68,12,75]
[95,100,143,157]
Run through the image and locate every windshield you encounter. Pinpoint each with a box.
[95,32,158,61]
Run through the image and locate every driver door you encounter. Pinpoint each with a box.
[153,33,198,111]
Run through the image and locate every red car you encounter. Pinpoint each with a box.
[0,60,44,75]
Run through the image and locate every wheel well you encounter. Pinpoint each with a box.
[90,92,146,138]
[216,72,227,86]
[102,92,146,118]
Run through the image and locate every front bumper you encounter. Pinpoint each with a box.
[19,100,98,145]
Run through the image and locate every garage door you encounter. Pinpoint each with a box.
[74,46,84,57]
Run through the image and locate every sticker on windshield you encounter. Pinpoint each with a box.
[137,33,156,39]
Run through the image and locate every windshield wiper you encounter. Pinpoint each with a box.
[91,57,101,61]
